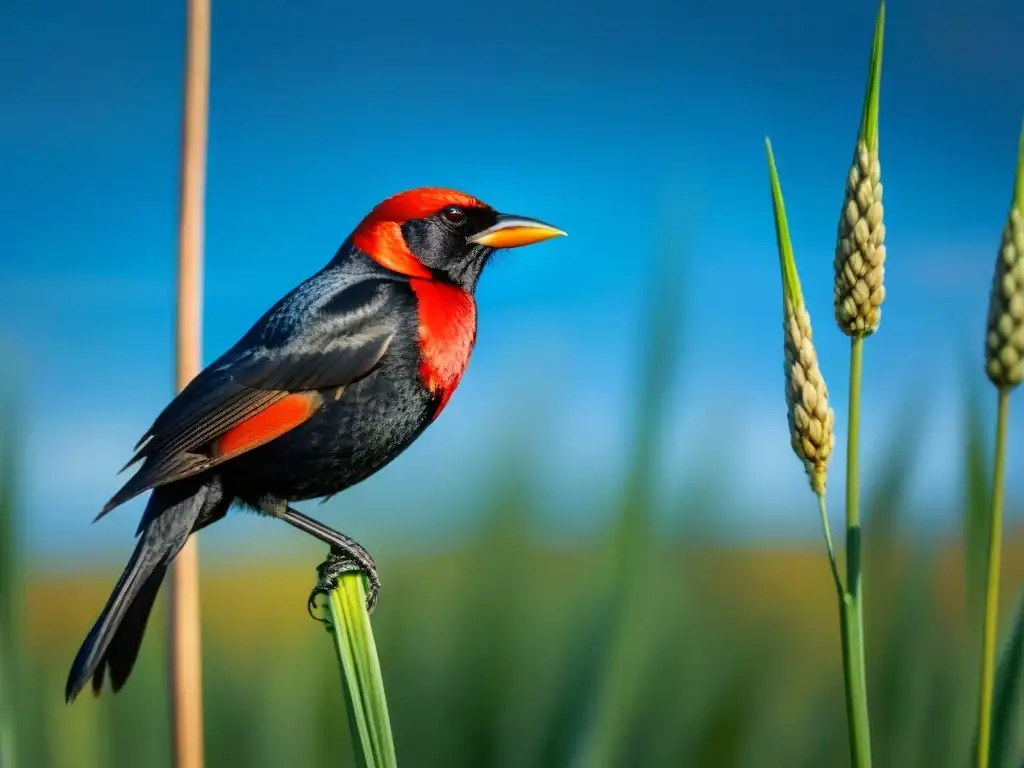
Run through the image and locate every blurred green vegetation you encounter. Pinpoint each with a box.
[3,245,1024,768]
[1,399,23,768]
[6,439,1024,768]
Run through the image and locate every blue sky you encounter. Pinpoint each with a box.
[2,0,1022,558]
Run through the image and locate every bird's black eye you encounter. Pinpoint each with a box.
[442,206,466,226]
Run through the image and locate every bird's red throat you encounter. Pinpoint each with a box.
[411,280,476,417]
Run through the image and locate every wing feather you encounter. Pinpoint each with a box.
[97,276,399,517]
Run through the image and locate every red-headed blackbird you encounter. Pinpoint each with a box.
[65,187,565,702]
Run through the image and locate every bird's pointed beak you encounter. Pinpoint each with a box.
[467,214,567,248]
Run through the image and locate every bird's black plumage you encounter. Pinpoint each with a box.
[65,187,565,702]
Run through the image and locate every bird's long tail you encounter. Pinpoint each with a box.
[65,481,211,702]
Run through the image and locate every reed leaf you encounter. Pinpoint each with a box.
[322,574,397,768]
[987,590,1024,768]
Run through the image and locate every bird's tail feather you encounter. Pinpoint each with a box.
[66,482,210,702]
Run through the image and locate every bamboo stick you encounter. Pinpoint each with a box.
[169,0,210,766]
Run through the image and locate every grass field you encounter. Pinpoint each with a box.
[8,512,1024,767]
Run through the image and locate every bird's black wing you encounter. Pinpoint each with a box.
[98,274,402,517]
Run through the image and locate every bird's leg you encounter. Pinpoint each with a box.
[257,500,380,616]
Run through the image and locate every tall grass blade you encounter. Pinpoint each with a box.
[445,452,535,768]
[963,373,993,628]
[685,650,763,767]
[105,644,171,768]
[570,208,685,768]
[48,681,107,768]
[987,590,1024,768]
[861,393,924,548]
[616,203,686,557]
[0,397,21,768]
[868,552,933,767]
[540,594,617,768]
[859,393,926,766]
[323,573,397,768]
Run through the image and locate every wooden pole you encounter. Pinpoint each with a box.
[170,0,210,766]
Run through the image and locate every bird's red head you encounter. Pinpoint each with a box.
[351,187,565,291]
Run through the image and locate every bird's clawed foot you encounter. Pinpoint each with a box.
[307,546,381,624]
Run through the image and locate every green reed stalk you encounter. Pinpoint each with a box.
[766,138,874,768]
[830,4,886,762]
[821,482,872,768]
[842,336,871,768]
[975,390,1010,768]
[817,486,842,594]
[975,120,1024,768]
[320,573,397,768]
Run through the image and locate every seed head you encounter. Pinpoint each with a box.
[766,138,836,495]
[784,299,836,494]
[985,208,1024,389]
[835,1,886,337]
[834,142,886,336]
